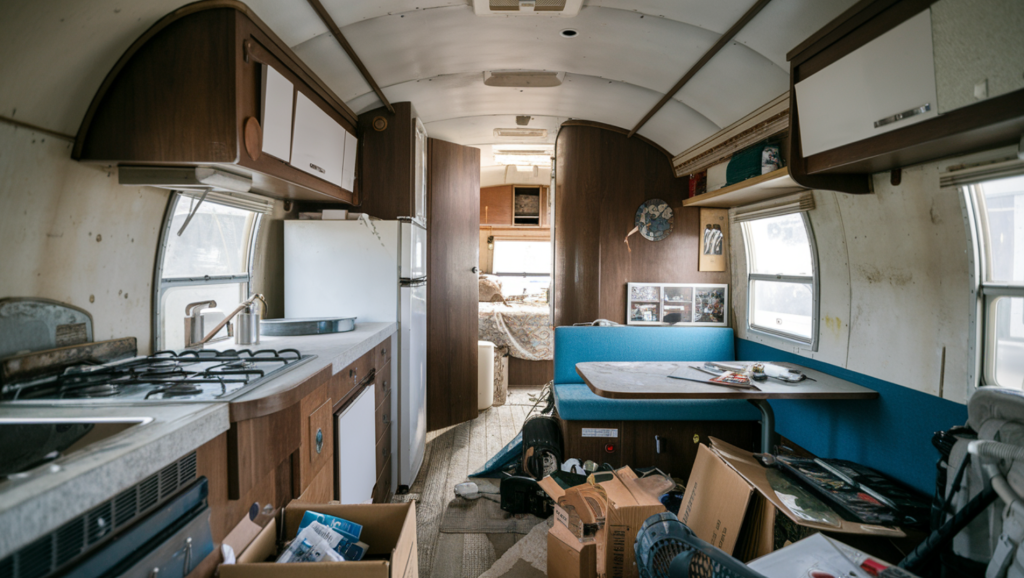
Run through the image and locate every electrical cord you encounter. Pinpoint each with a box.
[899,482,998,572]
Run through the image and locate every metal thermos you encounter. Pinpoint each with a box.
[235,304,260,346]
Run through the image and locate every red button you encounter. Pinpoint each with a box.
[605,443,615,453]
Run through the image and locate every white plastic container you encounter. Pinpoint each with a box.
[478,341,495,410]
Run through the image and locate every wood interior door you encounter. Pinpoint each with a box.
[427,138,481,431]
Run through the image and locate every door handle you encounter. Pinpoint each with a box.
[472,267,481,274]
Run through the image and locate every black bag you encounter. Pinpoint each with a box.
[521,415,563,480]
[499,476,553,518]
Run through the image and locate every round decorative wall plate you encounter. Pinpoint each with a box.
[635,199,674,241]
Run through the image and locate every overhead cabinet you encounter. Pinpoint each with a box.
[795,10,938,158]
[74,4,359,204]
[787,0,1024,193]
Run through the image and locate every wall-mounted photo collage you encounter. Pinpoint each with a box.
[626,283,728,326]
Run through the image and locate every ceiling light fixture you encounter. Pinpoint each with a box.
[493,128,548,138]
[560,29,578,38]
[483,71,564,88]
[494,148,553,167]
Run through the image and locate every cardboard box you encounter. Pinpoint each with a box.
[220,500,418,578]
[548,520,597,578]
[679,438,907,562]
[539,467,667,578]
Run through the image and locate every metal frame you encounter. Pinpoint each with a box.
[966,182,1024,389]
[151,192,262,351]
[742,211,820,350]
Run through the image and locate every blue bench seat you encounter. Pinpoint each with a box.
[553,326,760,422]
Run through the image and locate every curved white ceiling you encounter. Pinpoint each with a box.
[0,0,859,158]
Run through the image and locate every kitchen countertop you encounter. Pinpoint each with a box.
[0,321,398,558]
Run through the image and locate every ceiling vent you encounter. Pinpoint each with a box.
[494,128,548,138]
[474,0,582,17]
[484,71,564,88]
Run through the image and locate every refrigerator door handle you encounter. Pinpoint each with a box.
[400,277,427,287]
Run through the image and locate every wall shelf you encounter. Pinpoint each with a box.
[682,167,808,208]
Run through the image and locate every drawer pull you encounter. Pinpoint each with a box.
[382,447,388,458]
[350,368,358,380]
[315,428,324,454]
[382,413,388,423]
[874,103,930,128]
[384,380,390,392]
[381,347,388,356]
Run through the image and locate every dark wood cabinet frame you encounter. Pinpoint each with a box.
[74,1,360,204]
[787,0,1024,194]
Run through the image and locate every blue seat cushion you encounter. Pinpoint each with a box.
[553,326,759,422]
[554,383,761,421]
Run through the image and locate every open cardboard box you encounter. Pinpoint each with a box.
[680,438,907,562]
[540,466,666,578]
[219,501,418,578]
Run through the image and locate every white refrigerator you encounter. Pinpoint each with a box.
[284,218,427,490]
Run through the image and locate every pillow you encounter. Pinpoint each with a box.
[479,276,509,306]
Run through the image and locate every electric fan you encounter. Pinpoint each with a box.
[634,512,767,578]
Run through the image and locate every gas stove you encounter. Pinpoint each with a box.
[0,348,316,403]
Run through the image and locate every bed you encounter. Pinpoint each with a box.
[479,299,554,389]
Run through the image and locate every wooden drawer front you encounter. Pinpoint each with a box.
[375,390,392,443]
[374,337,392,372]
[372,455,392,504]
[331,350,374,411]
[375,423,392,479]
[375,363,392,410]
[308,399,333,476]
[299,460,334,503]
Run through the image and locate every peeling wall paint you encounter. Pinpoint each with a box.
[0,123,170,355]
[731,156,972,404]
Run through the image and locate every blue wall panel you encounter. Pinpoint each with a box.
[736,339,968,495]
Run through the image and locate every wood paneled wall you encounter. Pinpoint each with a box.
[554,125,730,326]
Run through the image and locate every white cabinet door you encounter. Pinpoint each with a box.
[291,91,346,187]
[795,10,938,157]
[260,64,294,162]
[336,386,377,504]
[342,131,358,192]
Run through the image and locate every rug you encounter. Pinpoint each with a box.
[478,519,551,578]
[439,496,545,534]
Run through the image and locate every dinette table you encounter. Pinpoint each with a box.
[575,361,879,454]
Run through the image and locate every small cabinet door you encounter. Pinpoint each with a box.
[795,9,938,157]
[260,64,294,162]
[336,386,377,504]
[480,185,513,226]
[292,90,347,187]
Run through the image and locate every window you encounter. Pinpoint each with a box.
[491,239,551,297]
[967,174,1024,389]
[741,211,818,345]
[153,192,267,350]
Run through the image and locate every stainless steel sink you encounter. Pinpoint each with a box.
[260,317,356,336]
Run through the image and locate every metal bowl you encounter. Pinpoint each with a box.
[260,317,356,336]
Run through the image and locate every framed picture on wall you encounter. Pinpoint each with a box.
[627,282,728,327]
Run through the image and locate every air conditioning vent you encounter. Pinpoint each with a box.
[494,128,548,138]
[474,0,581,16]
[0,451,198,578]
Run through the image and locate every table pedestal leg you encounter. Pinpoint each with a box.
[748,399,776,454]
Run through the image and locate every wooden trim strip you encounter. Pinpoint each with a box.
[0,115,76,142]
[306,0,395,115]
[627,0,773,138]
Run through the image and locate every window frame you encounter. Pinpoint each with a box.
[964,178,1024,389]
[151,192,262,351]
[741,211,820,350]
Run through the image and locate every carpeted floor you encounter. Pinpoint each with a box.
[391,387,547,578]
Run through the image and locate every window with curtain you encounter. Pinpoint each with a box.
[154,192,268,350]
[739,194,818,346]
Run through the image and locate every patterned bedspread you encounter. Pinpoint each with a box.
[478,301,553,361]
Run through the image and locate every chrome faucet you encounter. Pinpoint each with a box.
[184,300,219,348]
[188,294,267,349]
